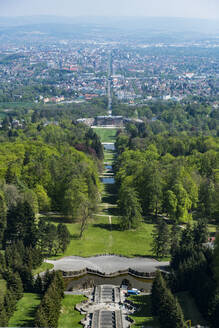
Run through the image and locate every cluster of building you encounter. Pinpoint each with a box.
[111,48,219,103]
[0,42,109,102]
[0,40,218,105]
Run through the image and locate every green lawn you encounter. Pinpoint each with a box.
[8,293,41,327]
[33,262,54,275]
[176,291,206,327]
[47,216,155,259]
[45,126,157,260]
[58,295,86,328]
[92,127,117,143]
[128,294,159,327]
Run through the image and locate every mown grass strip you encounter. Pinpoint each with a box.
[92,127,117,143]
[58,295,86,328]
[128,294,159,327]
[47,216,155,259]
[8,293,41,327]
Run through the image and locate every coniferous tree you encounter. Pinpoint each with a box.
[42,269,54,293]
[4,288,16,318]
[18,265,33,292]
[180,223,194,249]
[193,219,208,246]
[151,270,166,315]
[37,217,47,252]
[170,222,181,256]
[5,201,37,247]
[53,271,64,298]
[57,223,70,252]
[159,288,184,328]
[213,233,219,285]
[41,292,59,328]
[35,306,48,328]
[151,218,170,258]
[5,271,23,300]
[208,289,219,328]
[4,243,23,270]
[34,274,43,294]
[0,302,8,327]
[151,271,184,328]
[0,253,6,273]
[35,271,64,328]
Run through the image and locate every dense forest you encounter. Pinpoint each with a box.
[115,121,219,228]
[115,117,219,327]
[151,220,219,327]
[0,119,103,325]
[113,100,219,136]
[0,96,108,122]
[0,97,219,326]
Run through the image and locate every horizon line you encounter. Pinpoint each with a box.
[0,15,219,21]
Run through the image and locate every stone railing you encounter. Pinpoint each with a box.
[62,267,157,279]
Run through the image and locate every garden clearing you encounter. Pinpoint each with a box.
[92,127,117,143]
[46,216,157,259]
[8,293,41,327]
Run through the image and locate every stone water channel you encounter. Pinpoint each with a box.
[45,140,166,292]
[65,142,154,328]
[62,142,155,292]
[46,138,169,327]
[101,143,115,184]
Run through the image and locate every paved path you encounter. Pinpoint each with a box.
[45,255,169,274]
[109,216,112,225]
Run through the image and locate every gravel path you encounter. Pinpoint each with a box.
[45,255,169,274]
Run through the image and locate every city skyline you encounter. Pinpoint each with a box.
[0,0,219,20]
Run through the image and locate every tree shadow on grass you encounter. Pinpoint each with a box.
[70,233,80,240]
[101,207,118,216]
[129,294,159,327]
[93,223,121,231]
[13,295,41,327]
[142,216,154,224]
[102,194,117,204]
[45,216,75,224]
[132,254,159,260]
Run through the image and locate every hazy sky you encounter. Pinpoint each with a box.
[0,0,219,19]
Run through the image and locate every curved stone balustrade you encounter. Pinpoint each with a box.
[45,255,169,279]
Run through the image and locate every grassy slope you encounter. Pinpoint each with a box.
[92,127,117,143]
[58,295,86,328]
[176,291,206,327]
[128,294,159,328]
[47,126,167,260]
[8,293,41,327]
[33,262,54,275]
[48,216,154,259]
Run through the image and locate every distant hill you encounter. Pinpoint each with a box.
[0,16,218,42]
